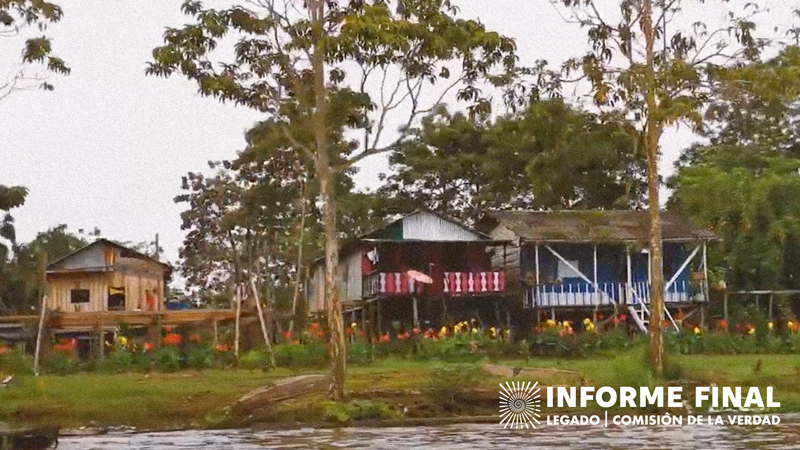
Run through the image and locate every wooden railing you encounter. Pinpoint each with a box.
[363,271,505,297]
[525,280,706,308]
[442,271,505,295]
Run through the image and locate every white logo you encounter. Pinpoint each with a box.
[499,381,541,429]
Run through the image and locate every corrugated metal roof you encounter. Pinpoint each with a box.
[47,238,171,272]
[483,210,717,243]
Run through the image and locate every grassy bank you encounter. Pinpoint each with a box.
[1,350,799,430]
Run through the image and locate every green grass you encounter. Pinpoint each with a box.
[3,352,800,430]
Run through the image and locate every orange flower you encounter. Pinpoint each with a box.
[0,346,10,355]
[162,333,182,346]
[144,342,154,352]
[291,339,300,345]
[215,344,231,352]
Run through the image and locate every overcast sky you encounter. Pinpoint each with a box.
[1,0,797,265]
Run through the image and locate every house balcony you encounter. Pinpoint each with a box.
[524,280,707,309]
[363,271,506,298]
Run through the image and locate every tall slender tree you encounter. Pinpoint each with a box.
[149,0,517,399]
[550,0,768,373]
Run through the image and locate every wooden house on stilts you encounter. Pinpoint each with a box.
[307,211,511,333]
[477,210,718,332]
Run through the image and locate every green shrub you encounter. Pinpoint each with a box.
[425,363,484,404]
[186,346,212,370]
[274,342,328,368]
[43,351,78,375]
[0,350,33,375]
[239,349,273,370]
[347,340,374,365]
[154,347,181,372]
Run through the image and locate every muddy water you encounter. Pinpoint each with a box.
[59,415,800,449]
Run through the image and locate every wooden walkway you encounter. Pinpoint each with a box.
[0,309,237,333]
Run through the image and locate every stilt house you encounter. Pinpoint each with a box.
[477,210,717,331]
[307,211,511,332]
[45,239,171,313]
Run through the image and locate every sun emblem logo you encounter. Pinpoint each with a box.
[499,381,541,429]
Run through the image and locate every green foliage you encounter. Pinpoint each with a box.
[42,351,78,375]
[273,343,328,368]
[0,0,70,94]
[185,345,213,370]
[346,339,374,366]
[238,349,272,371]
[0,350,33,375]
[318,399,399,424]
[381,101,645,220]
[425,363,484,405]
[153,347,181,373]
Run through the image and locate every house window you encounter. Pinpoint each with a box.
[70,289,90,304]
[108,287,125,311]
[557,260,582,279]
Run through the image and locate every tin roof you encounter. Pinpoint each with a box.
[481,210,717,243]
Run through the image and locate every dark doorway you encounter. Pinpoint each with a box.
[108,287,125,311]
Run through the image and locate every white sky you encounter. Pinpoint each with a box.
[1,0,797,265]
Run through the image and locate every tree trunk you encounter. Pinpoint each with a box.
[309,0,346,401]
[641,0,665,375]
[289,179,308,333]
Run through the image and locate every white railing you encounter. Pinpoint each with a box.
[526,280,706,309]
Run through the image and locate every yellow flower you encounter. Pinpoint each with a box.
[748,327,756,335]
[583,318,592,324]
[788,321,794,329]
[693,326,701,335]
[351,322,357,329]
[471,328,478,334]
[768,322,774,330]
[119,336,128,347]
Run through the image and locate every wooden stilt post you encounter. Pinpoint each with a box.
[33,295,48,377]
[412,297,419,328]
[723,292,729,329]
[593,244,599,326]
[769,294,774,320]
[377,298,383,335]
[535,243,541,320]
[213,319,219,346]
[626,246,633,305]
[250,277,275,368]
[234,284,242,362]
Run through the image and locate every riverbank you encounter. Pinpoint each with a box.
[2,349,800,431]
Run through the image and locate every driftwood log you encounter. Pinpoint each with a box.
[232,374,330,416]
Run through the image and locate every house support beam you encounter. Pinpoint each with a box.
[626,246,633,305]
[412,297,419,328]
[544,245,593,285]
[593,244,599,324]
[665,245,701,292]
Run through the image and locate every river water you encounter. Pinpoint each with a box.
[59,415,800,449]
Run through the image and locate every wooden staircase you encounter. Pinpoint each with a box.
[627,287,680,334]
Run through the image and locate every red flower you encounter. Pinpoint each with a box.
[619,314,628,321]
[162,333,182,346]
[412,327,421,334]
[357,330,366,337]
[718,319,728,330]
[291,339,300,345]
[189,334,201,343]
[215,344,230,352]
[308,323,321,331]
[283,331,293,340]
[379,333,390,342]
[317,331,324,338]
[346,328,354,336]
[0,346,10,355]
[144,342,154,352]
[397,332,409,340]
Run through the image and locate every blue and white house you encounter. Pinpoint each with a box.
[478,210,717,331]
